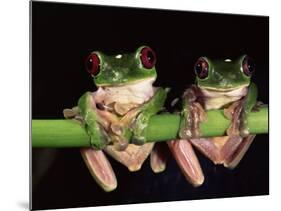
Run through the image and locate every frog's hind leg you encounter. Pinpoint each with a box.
[150,143,168,173]
[80,148,117,192]
[221,135,255,169]
[190,136,255,169]
[104,143,155,172]
[189,137,226,165]
[167,139,204,187]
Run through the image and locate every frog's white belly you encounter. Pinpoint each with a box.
[94,78,156,105]
[200,87,248,110]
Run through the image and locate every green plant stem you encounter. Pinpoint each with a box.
[32,106,268,148]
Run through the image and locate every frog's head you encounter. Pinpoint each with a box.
[85,46,157,87]
[194,55,255,91]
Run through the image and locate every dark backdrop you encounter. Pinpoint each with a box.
[32,1,269,210]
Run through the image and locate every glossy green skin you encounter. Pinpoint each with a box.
[93,46,157,86]
[78,46,167,149]
[196,55,251,90]
[180,55,258,139]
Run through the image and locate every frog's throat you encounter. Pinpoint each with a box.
[94,77,156,105]
[199,86,248,110]
[198,84,249,92]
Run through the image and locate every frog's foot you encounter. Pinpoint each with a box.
[221,135,255,169]
[167,139,204,187]
[80,148,117,192]
[109,123,130,151]
[131,112,151,145]
[224,100,244,136]
[104,143,155,172]
[189,135,255,169]
[179,102,207,139]
[63,107,85,125]
[224,99,256,138]
[252,101,264,112]
[150,143,169,173]
[189,138,222,164]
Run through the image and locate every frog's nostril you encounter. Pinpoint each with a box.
[214,72,223,81]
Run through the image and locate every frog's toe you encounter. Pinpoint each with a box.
[131,114,149,145]
[150,143,168,173]
[239,124,250,137]
[179,127,193,139]
[131,136,146,145]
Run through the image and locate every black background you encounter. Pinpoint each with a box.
[32,1,269,210]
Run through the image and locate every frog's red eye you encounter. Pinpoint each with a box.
[242,56,255,77]
[85,53,100,76]
[194,58,209,79]
[140,47,156,69]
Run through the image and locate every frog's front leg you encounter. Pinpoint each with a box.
[78,91,108,149]
[131,87,169,145]
[167,86,207,186]
[179,86,207,139]
[225,83,258,137]
[77,92,117,191]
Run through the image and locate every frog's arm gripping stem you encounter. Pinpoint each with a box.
[132,87,169,145]
[78,92,107,149]
[179,85,204,139]
[240,82,258,136]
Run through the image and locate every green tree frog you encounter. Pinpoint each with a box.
[168,55,257,187]
[64,46,168,191]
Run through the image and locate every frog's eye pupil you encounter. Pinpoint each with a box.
[194,58,209,79]
[85,53,100,76]
[242,56,255,77]
[140,47,156,69]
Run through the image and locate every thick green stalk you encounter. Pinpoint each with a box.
[32,106,268,148]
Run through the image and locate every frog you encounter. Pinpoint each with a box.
[167,55,258,187]
[64,46,169,192]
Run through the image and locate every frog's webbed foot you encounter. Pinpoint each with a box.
[104,143,155,172]
[179,86,207,139]
[109,123,130,151]
[224,99,261,138]
[220,135,255,169]
[63,107,85,125]
[167,139,204,187]
[107,106,142,151]
[188,135,255,169]
[80,148,117,192]
[224,100,244,136]
[131,111,150,145]
[252,101,264,112]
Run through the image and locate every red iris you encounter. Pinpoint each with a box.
[242,56,255,77]
[140,47,156,69]
[85,53,100,76]
[194,58,209,79]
